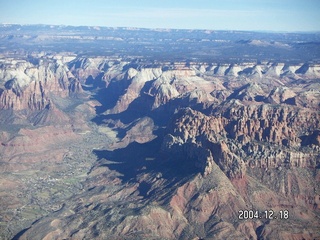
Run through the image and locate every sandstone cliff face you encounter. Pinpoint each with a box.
[107,67,163,114]
[225,83,265,102]
[0,80,48,111]
[68,57,108,84]
[162,107,245,179]
[0,57,83,124]
[266,86,296,104]
[204,62,320,78]
[162,101,319,178]
[147,76,180,110]
[221,103,319,145]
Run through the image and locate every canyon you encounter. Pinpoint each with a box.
[0,25,319,239]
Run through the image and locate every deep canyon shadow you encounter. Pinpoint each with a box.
[93,136,200,192]
[93,138,161,183]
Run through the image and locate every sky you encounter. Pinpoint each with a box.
[1,0,320,32]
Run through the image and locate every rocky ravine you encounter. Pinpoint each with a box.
[0,54,319,240]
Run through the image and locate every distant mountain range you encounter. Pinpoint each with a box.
[1,24,320,63]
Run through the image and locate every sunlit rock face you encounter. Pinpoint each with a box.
[0,59,82,116]
[0,57,89,148]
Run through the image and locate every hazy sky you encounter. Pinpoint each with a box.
[1,0,319,31]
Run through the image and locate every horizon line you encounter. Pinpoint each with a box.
[1,23,320,34]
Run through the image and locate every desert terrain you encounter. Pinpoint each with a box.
[0,25,319,240]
